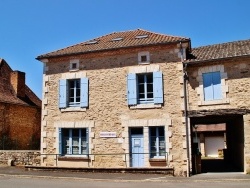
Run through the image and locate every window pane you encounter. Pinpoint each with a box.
[72,129,79,137]
[141,55,147,62]
[150,127,156,136]
[147,93,153,99]
[76,88,80,97]
[69,89,74,98]
[75,80,80,88]
[158,127,165,136]
[137,74,144,84]
[69,80,74,88]
[147,74,153,83]
[76,96,80,103]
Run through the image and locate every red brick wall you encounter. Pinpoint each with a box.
[0,103,41,150]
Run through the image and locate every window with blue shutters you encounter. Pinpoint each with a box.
[127,71,163,105]
[59,78,89,108]
[59,128,88,156]
[202,72,222,101]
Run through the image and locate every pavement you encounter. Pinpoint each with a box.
[0,165,250,182]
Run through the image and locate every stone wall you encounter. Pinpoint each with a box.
[186,57,250,173]
[187,57,250,111]
[41,44,188,176]
[0,150,40,166]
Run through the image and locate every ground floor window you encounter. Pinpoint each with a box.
[60,128,88,155]
[149,126,165,158]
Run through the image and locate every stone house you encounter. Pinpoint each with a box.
[36,29,250,176]
[185,39,250,173]
[0,58,41,150]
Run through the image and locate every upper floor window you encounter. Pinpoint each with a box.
[69,79,81,107]
[70,59,79,71]
[59,78,89,108]
[59,128,88,155]
[202,72,222,101]
[127,71,163,105]
[138,51,150,64]
[137,73,153,104]
[149,126,165,158]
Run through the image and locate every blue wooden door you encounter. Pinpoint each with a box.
[131,135,144,167]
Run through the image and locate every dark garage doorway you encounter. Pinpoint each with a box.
[190,115,244,174]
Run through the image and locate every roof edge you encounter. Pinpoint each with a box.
[36,38,190,60]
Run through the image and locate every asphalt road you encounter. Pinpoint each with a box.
[1,175,250,188]
[0,166,250,188]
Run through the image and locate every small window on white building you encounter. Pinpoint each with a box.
[138,51,150,64]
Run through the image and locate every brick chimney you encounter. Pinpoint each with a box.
[10,71,26,98]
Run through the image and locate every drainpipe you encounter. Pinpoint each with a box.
[180,41,190,177]
[183,64,190,177]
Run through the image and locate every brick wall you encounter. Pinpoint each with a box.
[0,103,41,150]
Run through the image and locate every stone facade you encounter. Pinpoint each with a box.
[0,150,40,166]
[37,29,250,176]
[186,57,250,173]
[40,44,188,176]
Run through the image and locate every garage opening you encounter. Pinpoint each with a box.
[190,115,244,174]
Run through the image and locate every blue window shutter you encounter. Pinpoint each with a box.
[203,73,213,101]
[59,79,67,108]
[80,78,89,107]
[127,73,137,105]
[153,71,163,104]
[59,128,62,155]
[212,72,222,100]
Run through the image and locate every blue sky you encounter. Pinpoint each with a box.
[1,0,249,99]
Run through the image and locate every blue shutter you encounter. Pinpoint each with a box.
[203,73,213,101]
[80,78,89,107]
[59,79,67,108]
[212,72,222,100]
[127,73,137,105]
[153,71,163,104]
[58,128,62,155]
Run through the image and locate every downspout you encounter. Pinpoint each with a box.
[183,63,190,177]
[179,42,190,177]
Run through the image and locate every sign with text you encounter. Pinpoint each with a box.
[100,132,117,138]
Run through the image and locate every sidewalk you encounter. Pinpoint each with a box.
[0,165,249,182]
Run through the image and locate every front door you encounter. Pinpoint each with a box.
[131,135,144,167]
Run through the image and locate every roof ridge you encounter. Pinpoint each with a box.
[193,38,250,49]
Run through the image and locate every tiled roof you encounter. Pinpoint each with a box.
[188,39,250,63]
[37,29,189,59]
[0,59,41,107]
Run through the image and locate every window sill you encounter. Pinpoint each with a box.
[149,158,166,162]
[69,69,79,72]
[60,107,87,112]
[58,156,90,162]
[129,103,162,109]
[138,61,150,65]
[198,99,230,106]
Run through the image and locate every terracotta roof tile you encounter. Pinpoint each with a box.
[188,39,250,63]
[37,29,189,59]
